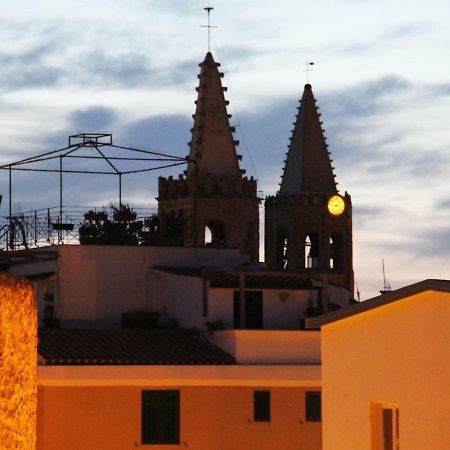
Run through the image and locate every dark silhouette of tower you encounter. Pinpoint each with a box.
[265,84,354,295]
[158,52,259,260]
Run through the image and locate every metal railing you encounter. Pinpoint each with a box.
[0,205,157,251]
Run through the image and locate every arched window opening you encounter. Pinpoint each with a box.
[205,220,226,247]
[305,233,319,269]
[330,232,343,270]
[275,230,289,269]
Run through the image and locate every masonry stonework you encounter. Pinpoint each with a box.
[0,273,37,450]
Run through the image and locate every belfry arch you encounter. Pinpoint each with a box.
[304,232,319,269]
[275,228,289,269]
[205,220,226,247]
[330,232,344,270]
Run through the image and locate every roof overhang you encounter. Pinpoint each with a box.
[305,279,450,328]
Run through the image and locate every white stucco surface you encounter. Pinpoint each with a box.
[153,270,204,328]
[212,330,321,364]
[208,288,313,330]
[18,245,245,327]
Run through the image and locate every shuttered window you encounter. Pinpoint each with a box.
[305,391,321,422]
[142,390,180,444]
[254,391,271,422]
[382,407,400,450]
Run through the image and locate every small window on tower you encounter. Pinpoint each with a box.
[254,391,271,422]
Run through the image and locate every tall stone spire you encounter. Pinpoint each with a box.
[157,52,259,260]
[186,52,241,180]
[265,83,353,297]
[279,84,337,194]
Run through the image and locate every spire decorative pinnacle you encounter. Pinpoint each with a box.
[186,52,242,180]
[279,84,337,194]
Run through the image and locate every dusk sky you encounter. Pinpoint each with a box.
[0,0,449,299]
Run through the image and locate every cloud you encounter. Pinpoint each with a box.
[69,107,117,132]
[137,0,199,14]
[117,114,191,156]
[322,75,411,120]
[0,19,198,93]
[77,51,152,88]
[63,52,199,89]
[412,226,450,258]
[436,198,450,209]
[333,23,427,55]
[428,83,450,97]
[0,43,63,91]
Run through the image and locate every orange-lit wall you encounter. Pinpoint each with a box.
[0,273,37,450]
[37,385,321,450]
[321,290,450,450]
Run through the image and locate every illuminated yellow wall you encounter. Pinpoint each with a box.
[37,385,321,450]
[0,273,37,450]
[321,290,450,450]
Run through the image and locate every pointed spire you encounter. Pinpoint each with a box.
[279,84,337,194]
[186,52,242,179]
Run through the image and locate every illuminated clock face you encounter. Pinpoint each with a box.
[327,195,345,216]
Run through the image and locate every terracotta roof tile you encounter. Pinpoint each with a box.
[38,328,236,366]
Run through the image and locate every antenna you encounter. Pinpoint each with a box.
[201,6,218,53]
[356,282,361,302]
[380,258,392,294]
[303,61,315,84]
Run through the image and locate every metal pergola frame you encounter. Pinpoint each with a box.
[0,133,189,249]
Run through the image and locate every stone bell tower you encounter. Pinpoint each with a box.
[158,52,259,260]
[265,84,354,295]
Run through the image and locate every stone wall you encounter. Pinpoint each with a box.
[0,273,37,449]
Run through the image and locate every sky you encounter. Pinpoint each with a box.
[0,0,449,299]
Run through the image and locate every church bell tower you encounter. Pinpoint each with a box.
[265,84,354,295]
[157,52,259,260]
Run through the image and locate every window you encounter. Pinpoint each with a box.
[142,390,180,445]
[382,408,399,450]
[371,403,399,450]
[305,391,321,422]
[233,291,263,329]
[254,391,270,422]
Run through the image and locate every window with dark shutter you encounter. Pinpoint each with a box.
[382,407,400,450]
[142,390,180,444]
[305,391,321,422]
[254,390,271,422]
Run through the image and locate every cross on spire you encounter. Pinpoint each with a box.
[201,6,218,52]
[303,61,315,84]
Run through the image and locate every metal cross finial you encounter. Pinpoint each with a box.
[201,6,218,53]
[303,61,315,84]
